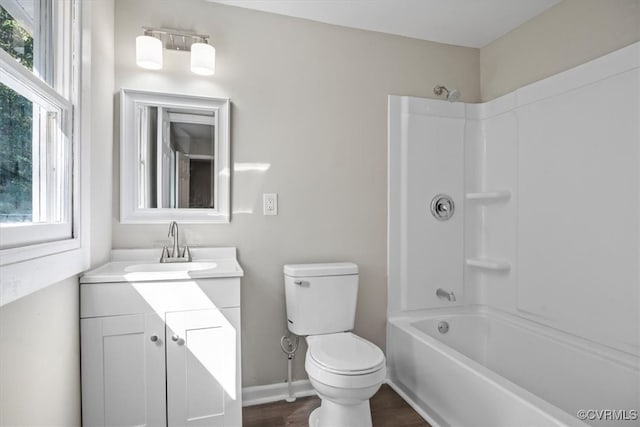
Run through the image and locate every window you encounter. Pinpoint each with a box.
[0,0,77,257]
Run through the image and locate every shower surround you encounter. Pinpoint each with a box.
[387,42,640,426]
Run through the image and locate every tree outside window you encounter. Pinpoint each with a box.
[0,5,33,222]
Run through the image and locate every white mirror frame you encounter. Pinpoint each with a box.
[120,89,230,223]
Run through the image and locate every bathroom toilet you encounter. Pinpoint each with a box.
[284,263,386,427]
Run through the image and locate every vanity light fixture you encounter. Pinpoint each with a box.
[135,27,216,75]
[136,33,163,70]
[190,42,216,75]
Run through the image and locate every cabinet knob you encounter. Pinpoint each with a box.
[171,334,180,342]
[150,334,159,342]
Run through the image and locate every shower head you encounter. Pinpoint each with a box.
[434,85,461,102]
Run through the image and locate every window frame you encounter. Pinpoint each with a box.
[0,47,73,250]
[0,0,87,304]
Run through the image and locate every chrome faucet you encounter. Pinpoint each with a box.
[436,288,456,302]
[160,221,192,263]
[169,221,180,257]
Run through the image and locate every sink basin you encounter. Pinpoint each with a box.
[124,261,217,273]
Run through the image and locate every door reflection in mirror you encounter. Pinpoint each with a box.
[137,106,216,209]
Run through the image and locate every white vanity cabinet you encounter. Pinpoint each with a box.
[80,249,243,427]
[81,313,167,427]
[165,308,239,426]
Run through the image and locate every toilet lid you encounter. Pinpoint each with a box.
[307,333,385,374]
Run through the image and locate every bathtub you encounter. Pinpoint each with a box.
[387,307,640,427]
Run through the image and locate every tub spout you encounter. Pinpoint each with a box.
[436,288,456,302]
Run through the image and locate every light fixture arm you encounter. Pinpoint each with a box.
[141,26,210,52]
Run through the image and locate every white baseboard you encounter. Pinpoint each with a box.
[242,380,317,407]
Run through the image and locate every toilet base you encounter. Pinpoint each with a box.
[308,398,372,427]
[309,407,320,427]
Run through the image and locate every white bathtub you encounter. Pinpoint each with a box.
[387,307,640,427]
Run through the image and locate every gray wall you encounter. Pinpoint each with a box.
[112,0,479,387]
[480,0,640,101]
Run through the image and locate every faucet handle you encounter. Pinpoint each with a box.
[159,246,169,262]
[182,246,192,262]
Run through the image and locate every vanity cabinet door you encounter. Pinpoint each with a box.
[81,313,166,427]
[165,308,241,427]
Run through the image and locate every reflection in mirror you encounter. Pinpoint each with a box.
[120,89,230,224]
[138,106,216,209]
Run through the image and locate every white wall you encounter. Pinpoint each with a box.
[111,0,480,387]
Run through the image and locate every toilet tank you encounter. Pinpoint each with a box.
[284,262,358,336]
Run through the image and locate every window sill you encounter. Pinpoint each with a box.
[0,239,89,306]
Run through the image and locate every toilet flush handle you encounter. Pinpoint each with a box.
[294,280,310,287]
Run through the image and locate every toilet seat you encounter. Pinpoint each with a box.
[305,352,386,390]
[307,333,385,374]
[305,332,386,388]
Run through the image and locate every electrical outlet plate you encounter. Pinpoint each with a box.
[263,193,278,215]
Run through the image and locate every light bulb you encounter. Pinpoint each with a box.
[190,42,215,76]
[136,35,163,70]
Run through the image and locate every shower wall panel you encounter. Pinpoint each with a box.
[516,66,639,354]
[388,97,465,313]
[466,102,519,310]
[472,43,640,355]
[462,118,485,304]
[389,42,639,355]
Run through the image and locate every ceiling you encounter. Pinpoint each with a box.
[208,0,561,48]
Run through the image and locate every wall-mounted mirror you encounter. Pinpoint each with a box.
[120,89,230,223]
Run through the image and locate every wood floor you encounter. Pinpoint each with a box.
[242,384,431,427]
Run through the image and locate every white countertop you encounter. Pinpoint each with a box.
[80,248,243,284]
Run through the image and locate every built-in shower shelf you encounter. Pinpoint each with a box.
[466,191,511,202]
[466,257,511,271]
